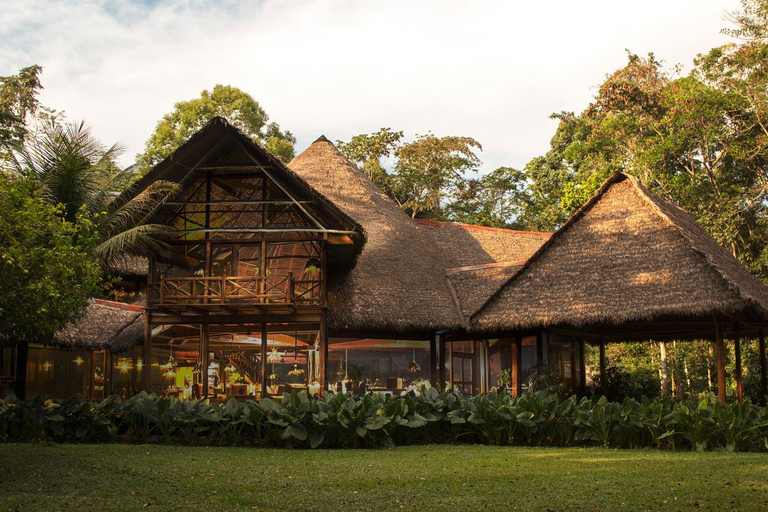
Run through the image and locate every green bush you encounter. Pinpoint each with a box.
[1,390,767,451]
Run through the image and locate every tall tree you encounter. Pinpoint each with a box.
[0,175,101,398]
[392,134,482,219]
[336,127,403,193]
[0,65,42,151]
[448,167,530,228]
[135,85,296,174]
[10,120,175,268]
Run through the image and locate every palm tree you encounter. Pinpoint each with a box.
[8,120,174,268]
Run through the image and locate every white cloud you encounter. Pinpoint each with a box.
[1,0,740,172]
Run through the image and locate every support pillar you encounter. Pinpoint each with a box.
[260,322,268,399]
[598,338,606,386]
[715,316,726,403]
[536,331,544,363]
[514,336,523,397]
[200,324,210,398]
[759,329,767,403]
[439,337,446,391]
[430,335,438,388]
[318,311,328,394]
[734,322,743,404]
[579,338,587,396]
[142,313,151,392]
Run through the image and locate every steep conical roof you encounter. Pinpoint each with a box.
[470,173,768,337]
[288,138,462,333]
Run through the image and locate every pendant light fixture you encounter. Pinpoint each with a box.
[288,328,305,377]
[224,335,237,373]
[408,340,421,373]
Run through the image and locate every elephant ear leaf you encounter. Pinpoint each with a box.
[286,424,307,441]
[309,431,324,449]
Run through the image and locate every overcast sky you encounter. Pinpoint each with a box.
[1,0,741,172]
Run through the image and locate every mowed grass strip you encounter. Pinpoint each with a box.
[1,444,767,511]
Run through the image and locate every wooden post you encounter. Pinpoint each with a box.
[579,338,587,396]
[759,329,767,403]
[715,316,726,403]
[200,324,210,398]
[14,342,28,401]
[514,336,523,397]
[104,350,112,397]
[598,337,607,394]
[260,322,268,399]
[142,313,152,392]
[439,336,446,392]
[319,311,328,394]
[429,335,438,387]
[734,322,743,404]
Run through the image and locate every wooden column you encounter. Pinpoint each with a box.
[430,335,438,387]
[14,342,28,401]
[536,331,544,363]
[104,350,112,397]
[318,311,328,394]
[515,336,523,397]
[439,336,446,392]
[200,324,210,398]
[715,316,726,403]
[759,329,767,403]
[260,322,268,399]
[598,338,606,384]
[734,322,743,404]
[142,254,154,393]
[579,338,587,396]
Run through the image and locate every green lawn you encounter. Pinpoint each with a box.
[1,444,767,511]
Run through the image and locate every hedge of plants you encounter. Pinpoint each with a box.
[2,389,767,451]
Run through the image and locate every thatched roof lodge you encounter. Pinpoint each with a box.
[6,118,767,403]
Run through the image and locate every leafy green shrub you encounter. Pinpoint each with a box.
[2,390,768,451]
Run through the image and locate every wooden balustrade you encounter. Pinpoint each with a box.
[152,275,322,307]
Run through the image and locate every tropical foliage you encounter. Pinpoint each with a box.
[0,175,101,347]
[3,390,768,452]
[7,119,175,268]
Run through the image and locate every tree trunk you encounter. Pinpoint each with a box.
[659,341,670,397]
[14,342,28,400]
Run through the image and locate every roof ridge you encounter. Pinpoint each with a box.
[94,298,144,313]
[415,218,552,237]
[445,260,528,275]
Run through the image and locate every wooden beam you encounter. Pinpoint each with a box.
[734,322,743,404]
[715,316,726,403]
[760,329,767,404]
[439,336,447,392]
[260,322,268,399]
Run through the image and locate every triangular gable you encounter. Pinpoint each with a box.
[470,172,768,333]
[115,118,362,246]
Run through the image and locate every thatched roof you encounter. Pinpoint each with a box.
[288,137,462,333]
[53,299,144,352]
[417,220,549,268]
[114,118,363,256]
[105,255,148,278]
[470,173,768,337]
[446,262,525,325]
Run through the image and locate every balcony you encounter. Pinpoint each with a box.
[151,275,322,311]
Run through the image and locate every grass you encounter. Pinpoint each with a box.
[1,444,767,511]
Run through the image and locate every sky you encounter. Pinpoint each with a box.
[1,0,742,173]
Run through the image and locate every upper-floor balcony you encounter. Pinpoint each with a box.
[148,274,322,312]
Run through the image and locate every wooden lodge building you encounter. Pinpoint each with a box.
[3,117,768,403]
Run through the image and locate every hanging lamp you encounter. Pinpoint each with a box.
[408,340,421,373]
[288,328,305,377]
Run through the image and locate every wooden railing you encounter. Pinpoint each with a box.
[153,274,322,307]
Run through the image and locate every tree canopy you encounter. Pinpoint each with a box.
[0,65,42,154]
[0,174,101,347]
[135,84,296,175]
